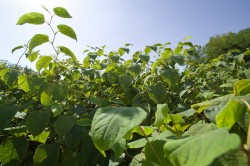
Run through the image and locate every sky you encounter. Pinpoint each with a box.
[1,0,250,68]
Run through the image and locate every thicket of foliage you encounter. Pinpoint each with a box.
[1,6,250,166]
[204,27,250,60]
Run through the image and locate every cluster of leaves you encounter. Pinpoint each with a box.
[1,6,250,166]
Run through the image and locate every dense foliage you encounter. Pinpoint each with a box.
[204,27,250,60]
[1,6,250,166]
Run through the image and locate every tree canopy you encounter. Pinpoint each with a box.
[204,27,250,59]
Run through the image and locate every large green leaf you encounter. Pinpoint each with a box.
[33,143,60,165]
[53,7,72,18]
[216,100,244,129]
[0,105,18,130]
[16,12,45,25]
[63,126,86,150]
[160,68,179,86]
[90,107,147,156]
[57,24,77,41]
[25,111,50,136]
[29,34,49,54]
[0,137,28,165]
[147,83,166,104]
[59,46,78,64]
[118,75,133,91]
[54,116,76,137]
[36,56,52,72]
[154,104,169,127]
[0,68,18,87]
[163,128,241,166]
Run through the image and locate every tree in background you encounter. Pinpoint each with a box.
[204,27,250,60]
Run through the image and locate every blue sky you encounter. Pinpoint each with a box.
[1,0,250,68]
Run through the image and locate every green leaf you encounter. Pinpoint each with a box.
[163,128,241,166]
[18,75,44,92]
[29,131,50,144]
[33,143,60,165]
[59,46,78,64]
[27,51,39,62]
[25,111,50,136]
[54,116,76,137]
[90,107,147,157]
[29,34,49,54]
[0,68,18,87]
[216,100,244,129]
[36,56,52,72]
[140,54,150,63]
[154,104,169,127]
[0,137,28,165]
[171,55,185,66]
[51,102,64,117]
[0,105,18,130]
[111,139,126,161]
[147,83,167,104]
[160,68,179,86]
[144,46,151,54]
[41,91,53,106]
[57,24,77,41]
[76,118,92,127]
[53,7,72,18]
[16,12,45,25]
[63,126,86,150]
[234,79,250,95]
[144,140,172,166]
[11,45,23,54]
[118,75,133,91]
[128,138,152,149]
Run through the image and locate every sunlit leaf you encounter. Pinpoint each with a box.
[57,24,77,41]
[53,7,72,18]
[164,128,240,166]
[29,34,49,54]
[17,12,45,25]
[90,107,147,157]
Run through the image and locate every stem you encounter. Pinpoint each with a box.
[16,40,30,67]
[139,126,164,166]
[46,14,59,59]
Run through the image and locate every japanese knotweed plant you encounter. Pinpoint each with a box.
[0,6,250,166]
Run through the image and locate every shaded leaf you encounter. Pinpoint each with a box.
[33,143,60,165]
[147,83,166,104]
[54,116,76,137]
[0,105,18,130]
[0,137,28,165]
[25,111,50,136]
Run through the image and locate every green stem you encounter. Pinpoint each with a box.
[139,126,164,166]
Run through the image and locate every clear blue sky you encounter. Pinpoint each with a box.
[1,0,250,68]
